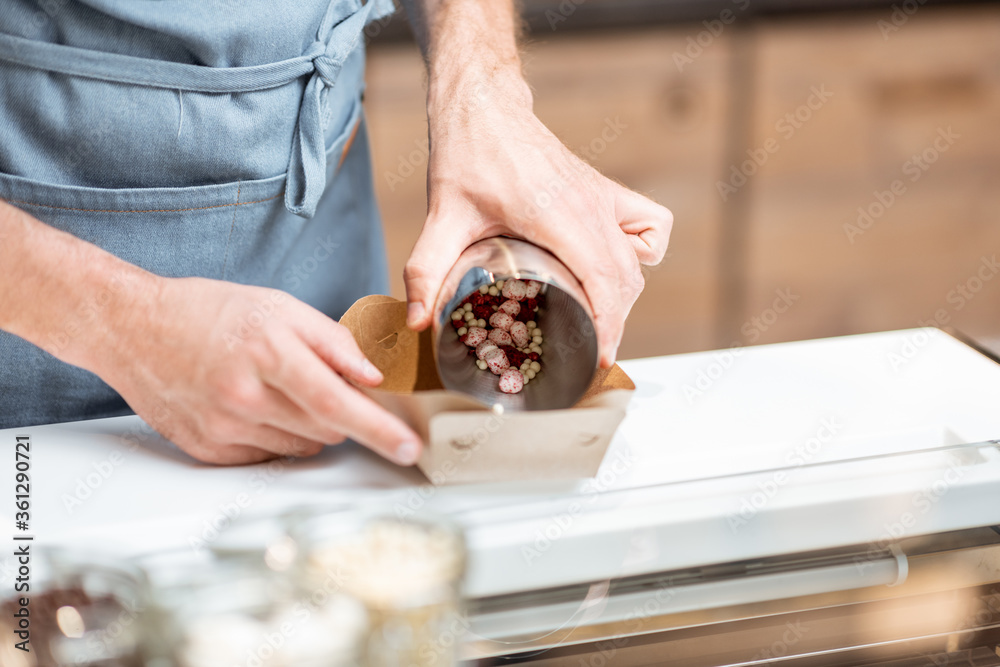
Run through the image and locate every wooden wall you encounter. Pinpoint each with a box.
[363,4,1000,360]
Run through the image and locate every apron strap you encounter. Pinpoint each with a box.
[285,0,381,218]
[0,32,317,93]
[0,0,395,219]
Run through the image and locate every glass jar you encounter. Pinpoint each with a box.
[291,509,467,667]
[0,547,148,667]
[142,526,368,667]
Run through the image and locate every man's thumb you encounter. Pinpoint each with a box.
[403,215,473,330]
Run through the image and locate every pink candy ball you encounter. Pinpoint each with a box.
[475,340,498,360]
[499,368,525,394]
[502,279,527,301]
[484,348,509,375]
[488,328,513,346]
[489,311,514,331]
[509,321,530,347]
[499,299,521,317]
[463,326,488,347]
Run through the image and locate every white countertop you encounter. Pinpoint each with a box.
[2,328,999,598]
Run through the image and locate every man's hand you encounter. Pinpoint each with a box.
[0,202,422,466]
[97,276,422,465]
[401,0,673,367]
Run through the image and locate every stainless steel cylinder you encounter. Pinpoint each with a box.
[432,237,599,411]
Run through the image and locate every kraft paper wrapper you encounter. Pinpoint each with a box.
[340,295,635,485]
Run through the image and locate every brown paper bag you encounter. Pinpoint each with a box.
[340,295,635,485]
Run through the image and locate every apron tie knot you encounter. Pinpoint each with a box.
[284,1,384,218]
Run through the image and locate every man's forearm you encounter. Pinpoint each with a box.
[0,201,154,372]
[401,0,532,119]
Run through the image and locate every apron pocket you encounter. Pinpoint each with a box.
[0,93,363,284]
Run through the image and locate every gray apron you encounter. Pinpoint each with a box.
[0,0,395,427]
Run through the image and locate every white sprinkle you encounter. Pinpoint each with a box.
[451,311,462,321]
[479,285,489,295]
[532,335,542,344]
[530,361,541,372]
[463,311,474,321]
[463,303,473,311]
[488,286,499,296]
[527,321,536,329]
[533,329,542,337]
[496,279,505,289]
[477,318,486,328]
[526,369,536,379]
[476,359,487,370]
[457,327,467,336]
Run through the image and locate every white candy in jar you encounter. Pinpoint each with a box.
[509,321,530,347]
[501,279,527,301]
[498,299,520,317]
[489,311,514,331]
[483,348,509,375]
[488,328,513,346]
[475,340,498,360]
[463,327,488,347]
[498,368,524,394]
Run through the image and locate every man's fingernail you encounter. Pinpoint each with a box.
[359,359,382,381]
[395,441,421,466]
[407,302,425,326]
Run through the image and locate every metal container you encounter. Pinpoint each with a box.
[432,237,599,411]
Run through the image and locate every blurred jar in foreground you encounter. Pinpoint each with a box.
[0,548,147,667]
[294,512,467,667]
[143,536,368,667]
